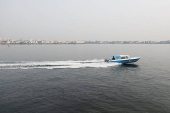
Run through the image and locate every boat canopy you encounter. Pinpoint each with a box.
[110,55,121,60]
[110,55,130,60]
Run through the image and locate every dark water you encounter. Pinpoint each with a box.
[0,44,170,113]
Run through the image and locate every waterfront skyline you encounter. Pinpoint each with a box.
[1,0,170,41]
[0,38,170,44]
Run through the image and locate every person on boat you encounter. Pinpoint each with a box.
[112,56,115,60]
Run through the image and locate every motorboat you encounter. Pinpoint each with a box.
[105,55,140,64]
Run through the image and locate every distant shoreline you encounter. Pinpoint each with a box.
[1,43,170,45]
[0,39,170,44]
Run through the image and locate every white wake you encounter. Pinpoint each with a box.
[0,59,120,69]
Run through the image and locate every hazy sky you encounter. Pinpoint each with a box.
[0,0,170,41]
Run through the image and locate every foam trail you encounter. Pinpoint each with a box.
[0,59,120,69]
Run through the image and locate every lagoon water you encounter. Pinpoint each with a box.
[0,44,170,113]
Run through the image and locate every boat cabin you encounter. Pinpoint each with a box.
[110,55,130,60]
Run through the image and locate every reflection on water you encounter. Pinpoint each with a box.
[112,63,140,75]
[121,63,139,68]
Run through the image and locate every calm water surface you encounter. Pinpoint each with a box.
[0,44,170,113]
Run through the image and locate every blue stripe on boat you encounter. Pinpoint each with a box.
[108,58,140,63]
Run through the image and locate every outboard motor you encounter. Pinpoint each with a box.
[105,59,109,62]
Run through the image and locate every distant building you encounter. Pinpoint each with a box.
[101,41,108,44]
[38,41,44,44]
[76,40,85,44]
[160,41,169,44]
[71,41,76,44]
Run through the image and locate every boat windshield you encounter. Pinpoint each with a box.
[121,57,126,59]
[121,56,129,59]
